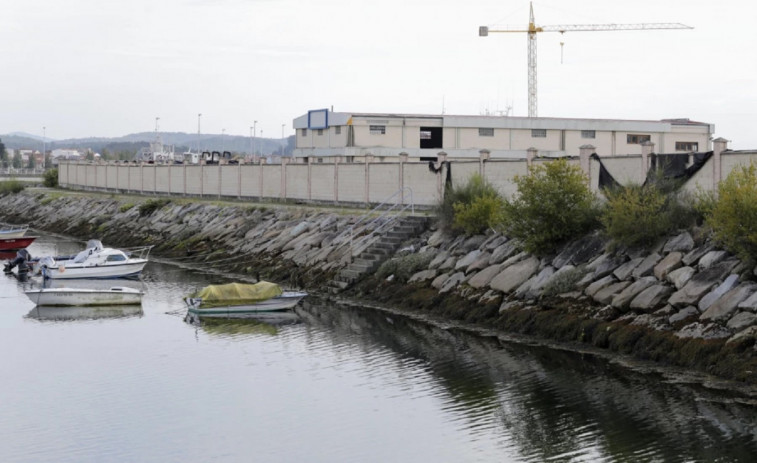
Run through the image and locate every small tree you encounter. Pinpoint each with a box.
[11,152,22,169]
[501,159,600,255]
[705,163,757,264]
[437,174,504,235]
[43,168,59,188]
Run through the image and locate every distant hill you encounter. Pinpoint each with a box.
[0,132,295,156]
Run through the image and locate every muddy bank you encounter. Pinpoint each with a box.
[2,188,756,391]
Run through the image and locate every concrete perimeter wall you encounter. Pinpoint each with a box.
[58,143,756,207]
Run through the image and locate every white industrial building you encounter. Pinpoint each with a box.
[292,109,714,161]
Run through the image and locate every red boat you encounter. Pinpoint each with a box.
[0,236,37,251]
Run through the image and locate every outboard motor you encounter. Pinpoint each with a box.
[4,249,32,274]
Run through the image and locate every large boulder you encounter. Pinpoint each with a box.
[726,312,757,331]
[515,266,556,299]
[682,245,714,267]
[489,241,519,265]
[468,264,504,289]
[592,281,631,305]
[663,231,695,254]
[613,257,643,281]
[629,284,674,312]
[552,233,606,269]
[667,260,739,307]
[585,275,618,298]
[454,250,482,271]
[489,256,540,294]
[667,266,696,290]
[439,272,466,293]
[654,252,683,280]
[611,276,658,310]
[700,283,757,323]
[632,253,662,279]
[698,274,740,312]
[698,250,728,270]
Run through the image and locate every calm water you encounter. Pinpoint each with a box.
[1,235,756,462]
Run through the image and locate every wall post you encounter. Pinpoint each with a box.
[713,137,729,191]
[399,152,408,205]
[579,144,595,187]
[365,154,375,205]
[641,140,655,176]
[281,157,288,200]
[527,147,537,167]
[479,149,490,178]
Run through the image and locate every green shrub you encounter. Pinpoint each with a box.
[138,198,171,217]
[43,168,58,188]
[705,163,757,264]
[376,252,435,283]
[437,174,503,235]
[452,191,505,235]
[501,159,600,255]
[601,179,696,249]
[119,203,135,213]
[0,180,26,195]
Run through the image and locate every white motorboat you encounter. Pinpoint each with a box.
[25,286,144,306]
[185,281,307,318]
[35,239,152,279]
[0,224,29,239]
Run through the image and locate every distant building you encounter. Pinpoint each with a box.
[51,149,82,164]
[292,109,714,161]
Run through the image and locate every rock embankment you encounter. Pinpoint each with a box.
[2,189,756,386]
[0,191,385,288]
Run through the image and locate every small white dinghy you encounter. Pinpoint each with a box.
[185,281,307,318]
[25,286,144,307]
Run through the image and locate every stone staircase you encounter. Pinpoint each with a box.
[328,215,428,293]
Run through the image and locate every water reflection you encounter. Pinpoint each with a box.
[295,300,757,462]
[25,304,144,321]
[185,310,301,338]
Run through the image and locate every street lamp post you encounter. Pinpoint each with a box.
[221,128,226,153]
[197,113,202,155]
[250,126,255,158]
[253,120,257,156]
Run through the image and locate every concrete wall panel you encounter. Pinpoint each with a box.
[184,166,202,195]
[286,164,309,201]
[311,164,335,202]
[368,163,400,203]
[337,164,366,204]
[263,165,282,198]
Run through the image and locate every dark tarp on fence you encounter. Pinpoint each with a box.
[591,152,713,191]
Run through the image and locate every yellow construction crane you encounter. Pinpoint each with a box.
[479,2,693,117]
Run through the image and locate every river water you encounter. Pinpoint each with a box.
[1,235,756,462]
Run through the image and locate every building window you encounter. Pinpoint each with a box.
[369,125,386,135]
[627,134,651,144]
[420,130,432,140]
[317,129,323,136]
[301,129,307,136]
[581,130,596,139]
[335,126,341,135]
[478,128,494,137]
[531,129,546,138]
[675,141,698,152]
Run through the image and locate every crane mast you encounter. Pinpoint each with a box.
[479,2,692,117]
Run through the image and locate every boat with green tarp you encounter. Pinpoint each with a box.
[184,281,307,318]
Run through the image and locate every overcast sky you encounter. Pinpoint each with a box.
[1,0,755,149]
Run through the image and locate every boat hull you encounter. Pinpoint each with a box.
[0,236,37,251]
[25,287,144,306]
[41,260,147,279]
[186,291,307,318]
